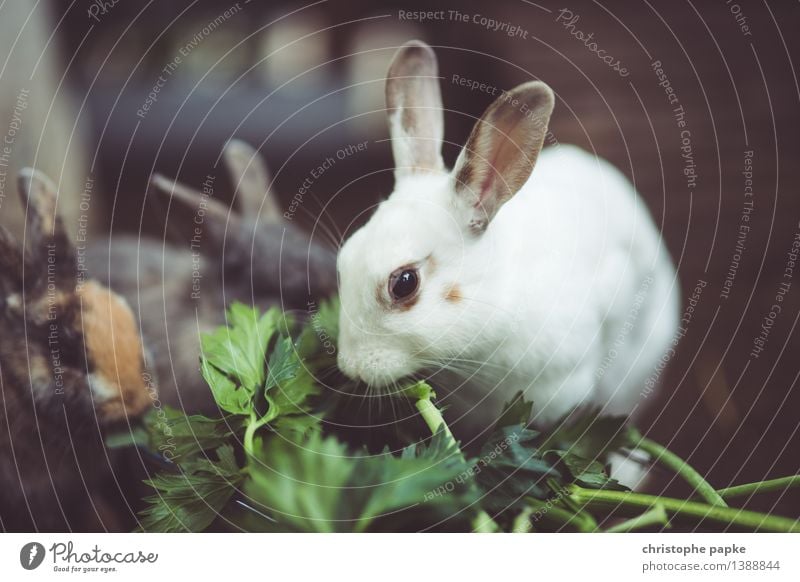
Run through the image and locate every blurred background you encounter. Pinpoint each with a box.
[0,0,798,520]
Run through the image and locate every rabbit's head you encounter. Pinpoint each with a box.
[0,169,152,425]
[337,41,554,387]
[152,140,337,311]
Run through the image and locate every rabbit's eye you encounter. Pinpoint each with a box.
[389,268,419,303]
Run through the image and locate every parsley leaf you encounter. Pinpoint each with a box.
[145,406,238,462]
[493,389,533,430]
[545,450,628,491]
[476,425,561,514]
[139,444,243,532]
[538,408,632,462]
[200,303,280,414]
[243,430,475,532]
[264,336,301,392]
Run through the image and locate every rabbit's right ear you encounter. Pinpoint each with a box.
[0,226,26,294]
[223,139,282,224]
[450,81,554,234]
[17,168,76,284]
[385,40,444,179]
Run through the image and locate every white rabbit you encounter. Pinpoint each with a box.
[337,41,680,451]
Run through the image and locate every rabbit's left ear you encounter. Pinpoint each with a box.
[223,139,282,224]
[451,81,554,233]
[17,168,76,284]
[386,40,444,179]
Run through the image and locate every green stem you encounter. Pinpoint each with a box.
[605,504,670,533]
[413,392,499,532]
[243,411,263,457]
[511,506,535,533]
[567,484,800,532]
[633,432,727,507]
[415,397,456,445]
[716,475,800,500]
[471,511,500,533]
[525,497,597,532]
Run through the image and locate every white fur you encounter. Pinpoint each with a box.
[339,143,679,435]
[338,44,680,441]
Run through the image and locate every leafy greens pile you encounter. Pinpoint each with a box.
[134,302,800,533]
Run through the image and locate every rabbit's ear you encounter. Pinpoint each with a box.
[0,226,26,293]
[386,40,444,178]
[151,173,242,250]
[223,139,282,224]
[17,168,76,281]
[451,81,554,233]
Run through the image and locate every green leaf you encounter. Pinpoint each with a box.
[105,425,149,449]
[476,425,562,514]
[201,358,251,415]
[265,336,301,393]
[243,431,475,532]
[296,297,340,364]
[313,297,340,342]
[537,409,632,462]
[268,370,322,438]
[244,434,354,532]
[493,390,533,430]
[545,450,628,491]
[262,335,321,436]
[145,406,236,462]
[271,413,322,440]
[139,445,243,532]
[200,303,280,395]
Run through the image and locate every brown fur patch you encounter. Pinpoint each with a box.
[77,281,150,420]
[445,285,462,303]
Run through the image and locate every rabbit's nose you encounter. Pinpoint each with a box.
[338,349,410,388]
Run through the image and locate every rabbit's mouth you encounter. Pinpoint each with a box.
[338,354,419,389]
